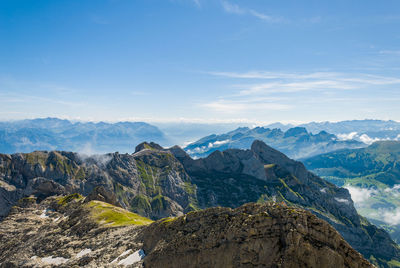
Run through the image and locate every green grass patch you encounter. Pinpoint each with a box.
[25,151,48,167]
[160,217,176,225]
[387,259,400,268]
[58,193,83,206]
[86,200,153,227]
[74,167,86,180]
[264,164,276,169]
[151,195,166,212]
[130,194,151,215]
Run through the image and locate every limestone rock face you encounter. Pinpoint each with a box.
[0,197,373,268]
[0,149,195,220]
[142,203,373,268]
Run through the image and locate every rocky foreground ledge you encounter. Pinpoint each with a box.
[0,195,373,268]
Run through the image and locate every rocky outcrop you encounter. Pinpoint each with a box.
[84,186,121,207]
[0,147,196,220]
[142,203,373,268]
[0,196,373,268]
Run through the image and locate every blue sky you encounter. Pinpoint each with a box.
[1,0,400,124]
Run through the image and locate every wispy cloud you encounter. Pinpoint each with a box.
[200,70,400,114]
[379,50,400,56]
[193,0,201,8]
[208,71,400,95]
[209,70,400,84]
[0,92,86,108]
[221,1,284,23]
[201,99,291,113]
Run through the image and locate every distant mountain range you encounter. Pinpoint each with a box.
[0,118,168,154]
[2,118,400,157]
[184,126,365,159]
[266,119,400,143]
[303,141,400,244]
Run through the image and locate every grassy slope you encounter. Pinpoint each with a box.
[86,200,153,227]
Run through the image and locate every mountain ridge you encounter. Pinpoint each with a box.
[184,126,365,159]
[0,140,399,266]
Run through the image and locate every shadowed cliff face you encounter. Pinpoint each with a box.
[0,196,373,268]
[0,140,399,267]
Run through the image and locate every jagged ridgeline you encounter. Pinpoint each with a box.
[1,140,400,267]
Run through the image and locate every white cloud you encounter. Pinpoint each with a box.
[379,50,400,56]
[193,0,201,7]
[345,185,400,225]
[238,80,356,96]
[201,70,400,117]
[221,1,283,23]
[383,208,400,225]
[359,134,383,145]
[221,1,244,14]
[186,139,231,154]
[209,71,400,87]
[334,197,350,204]
[337,132,358,140]
[345,185,377,204]
[212,139,230,146]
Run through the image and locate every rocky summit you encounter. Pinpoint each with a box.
[0,195,373,268]
[0,140,399,267]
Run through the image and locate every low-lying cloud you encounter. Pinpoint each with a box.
[337,132,396,145]
[383,208,400,225]
[344,185,378,204]
[346,184,400,225]
[186,139,231,155]
[77,143,112,166]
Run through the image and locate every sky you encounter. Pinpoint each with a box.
[1,0,400,124]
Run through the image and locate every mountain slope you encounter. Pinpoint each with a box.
[184,126,364,159]
[0,141,399,266]
[0,118,168,154]
[0,195,373,268]
[303,141,400,244]
[0,144,197,220]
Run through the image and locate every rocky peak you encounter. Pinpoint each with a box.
[167,145,190,159]
[135,142,164,153]
[284,127,309,137]
[251,139,310,179]
[267,128,284,138]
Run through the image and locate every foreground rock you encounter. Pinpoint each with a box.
[0,196,373,268]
